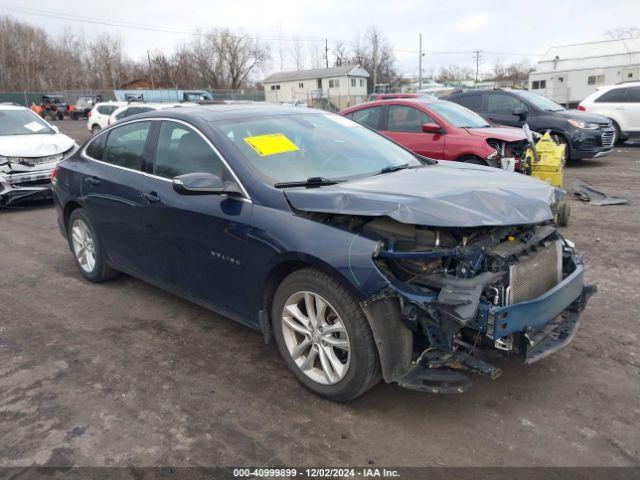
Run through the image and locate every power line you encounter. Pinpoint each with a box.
[0,2,329,43]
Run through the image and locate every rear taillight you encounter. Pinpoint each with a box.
[51,165,59,186]
[107,118,111,125]
[577,105,586,111]
[88,111,92,117]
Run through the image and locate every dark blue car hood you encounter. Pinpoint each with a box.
[284,161,560,228]
[551,109,611,125]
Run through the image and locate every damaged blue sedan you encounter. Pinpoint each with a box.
[52,105,595,401]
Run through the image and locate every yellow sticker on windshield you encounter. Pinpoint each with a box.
[244,133,299,156]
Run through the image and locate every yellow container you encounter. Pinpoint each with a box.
[527,132,566,188]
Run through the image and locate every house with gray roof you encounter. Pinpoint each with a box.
[262,65,369,110]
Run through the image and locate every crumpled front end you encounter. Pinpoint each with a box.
[359,217,595,393]
[0,149,74,206]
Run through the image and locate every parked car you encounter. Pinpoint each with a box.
[71,95,102,120]
[53,105,593,401]
[578,82,640,144]
[86,101,126,134]
[107,103,186,127]
[0,104,77,206]
[341,98,528,167]
[446,88,615,160]
[39,94,69,121]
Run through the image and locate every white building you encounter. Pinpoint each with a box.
[262,65,369,110]
[529,38,640,106]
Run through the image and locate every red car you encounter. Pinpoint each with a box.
[367,93,419,101]
[341,98,528,167]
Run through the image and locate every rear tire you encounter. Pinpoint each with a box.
[68,208,119,283]
[272,268,381,401]
[611,120,625,145]
[91,124,101,134]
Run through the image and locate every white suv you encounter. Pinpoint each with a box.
[579,82,640,144]
[87,102,125,134]
[108,103,187,127]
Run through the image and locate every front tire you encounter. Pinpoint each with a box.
[272,268,381,401]
[68,208,119,283]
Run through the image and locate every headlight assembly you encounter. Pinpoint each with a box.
[568,119,599,130]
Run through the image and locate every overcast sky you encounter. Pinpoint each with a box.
[4,0,640,80]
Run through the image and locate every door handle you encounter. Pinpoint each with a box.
[85,176,100,186]
[141,191,161,203]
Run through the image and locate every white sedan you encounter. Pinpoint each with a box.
[0,104,77,206]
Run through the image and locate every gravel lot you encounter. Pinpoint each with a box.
[1,119,639,467]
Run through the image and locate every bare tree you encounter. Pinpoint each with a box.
[332,40,348,67]
[290,37,306,70]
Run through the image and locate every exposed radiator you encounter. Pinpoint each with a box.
[507,240,562,304]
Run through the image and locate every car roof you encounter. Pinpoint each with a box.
[124,103,333,123]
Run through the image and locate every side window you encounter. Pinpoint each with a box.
[350,106,383,130]
[387,105,435,133]
[103,121,151,170]
[626,86,640,103]
[596,88,628,103]
[453,94,482,111]
[487,94,526,114]
[85,133,106,160]
[154,121,227,180]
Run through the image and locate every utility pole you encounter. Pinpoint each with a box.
[325,38,329,69]
[473,50,482,86]
[418,33,423,90]
[372,41,378,94]
[146,50,155,89]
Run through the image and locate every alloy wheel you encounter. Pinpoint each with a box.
[281,291,351,385]
[71,219,96,273]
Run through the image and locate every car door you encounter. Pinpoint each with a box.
[381,104,445,159]
[621,87,640,132]
[81,120,153,274]
[484,92,528,126]
[141,120,254,319]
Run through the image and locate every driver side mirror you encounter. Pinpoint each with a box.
[422,122,443,134]
[173,172,243,196]
[513,107,528,121]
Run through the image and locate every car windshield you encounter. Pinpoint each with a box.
[213,113,422,185]
[429,101,490,128]
[0,109,54,136]
[516,91,565,111]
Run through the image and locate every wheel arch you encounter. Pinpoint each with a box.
[63,200,83,231]
[261,254,366,324]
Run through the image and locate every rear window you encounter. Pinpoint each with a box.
[97,105,117,115]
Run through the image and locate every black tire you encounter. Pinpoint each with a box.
[67,208,119,283]
[611,120,625,145]
[557,201,570,227]
[91,124,101,134]
[272,267,381,401]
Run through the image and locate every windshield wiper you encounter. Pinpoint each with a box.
[274,177,340,188]
[377,163,410,175]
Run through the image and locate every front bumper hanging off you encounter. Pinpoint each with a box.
[362,254,596,394]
